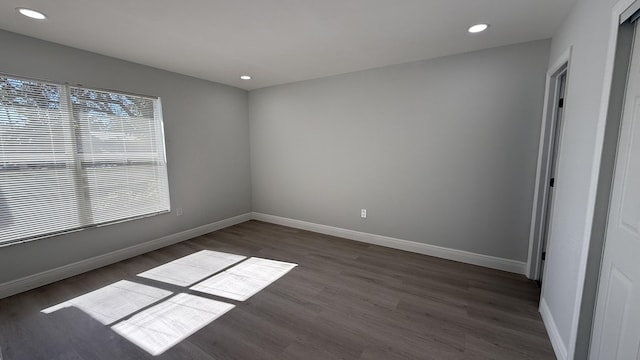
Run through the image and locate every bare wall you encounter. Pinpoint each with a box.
[0,30,251,284]
[249,39,550,262]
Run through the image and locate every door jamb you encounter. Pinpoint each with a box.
[526,47,572,281]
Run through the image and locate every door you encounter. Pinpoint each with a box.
[539,71,567,284]
[590,24,640,360]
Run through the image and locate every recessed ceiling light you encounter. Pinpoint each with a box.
[468,23,489,33]
[240,75,252,80]
[16,7,47,20]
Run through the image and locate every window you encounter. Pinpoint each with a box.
[0,75,170,246]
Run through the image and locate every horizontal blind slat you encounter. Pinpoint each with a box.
[0,75,170,245]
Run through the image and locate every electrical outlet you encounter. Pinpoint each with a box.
[176,207,183,216]
[361,209,367,218]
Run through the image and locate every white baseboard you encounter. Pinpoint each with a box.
[252,212,527,274]
[0,211,527,300]
[540,297,568,360]
[0,213,252,300]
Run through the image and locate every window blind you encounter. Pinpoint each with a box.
[0,75,170,246]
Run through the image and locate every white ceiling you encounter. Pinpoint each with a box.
[0,0,576,90]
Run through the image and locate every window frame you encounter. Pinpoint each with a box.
[0,72,171,247]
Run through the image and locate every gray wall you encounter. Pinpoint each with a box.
[249,40,550,262]
[540,0,620,357]
[0,30,251,284]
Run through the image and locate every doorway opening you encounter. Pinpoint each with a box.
[527,59,570,284]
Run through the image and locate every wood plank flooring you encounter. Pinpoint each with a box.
[0,220,555,359]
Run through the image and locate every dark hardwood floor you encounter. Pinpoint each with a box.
[0,220,555,359]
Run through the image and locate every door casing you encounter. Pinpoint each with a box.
[527,53,571,282]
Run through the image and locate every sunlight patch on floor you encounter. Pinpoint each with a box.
[190,257,298,301]
[111,293,234,356]
[137,250,246,287]
[41,280,172,325]
[40,251,298,355]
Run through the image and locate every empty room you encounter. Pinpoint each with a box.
[1,0,639,359]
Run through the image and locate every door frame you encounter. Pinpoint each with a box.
[587,18,639,357]
[527,48,572,281]
[586,6,640,359]
[575,17,636,359]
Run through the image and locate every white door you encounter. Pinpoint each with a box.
[590,26,640,359]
